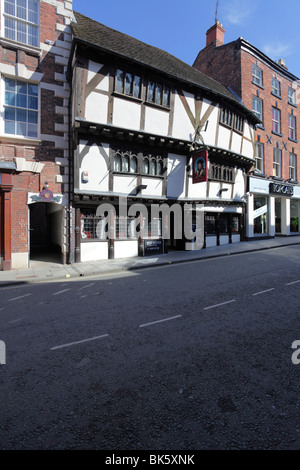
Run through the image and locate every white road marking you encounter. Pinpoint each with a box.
[8,293,31,302]
[9,318,22,324]
[139,315,182,328]
[79,283,95,291]
[51,334,109,351]
[52,289,71,296]
[286,280,300,286]
[80,295,87,299]
[204,300,236,310]
[252,288,275,296]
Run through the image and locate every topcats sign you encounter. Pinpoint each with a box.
[269,182,294,197]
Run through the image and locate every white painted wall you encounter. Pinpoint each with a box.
[220,235,229,245]
[234,169,245,200]
[114,175,137,195]
[81,242,109,261]
[144,106,169,136]
[231,132,242,154]
[202,104,219,147]
[232,234,241,243]
[112,98,141,130]
[188,181,207,199]
[85,92,108,124]
[114,240,138,259]
[88,61,109,92]
[172,91,194,141]
[206,236,217,247]
[141,177,163,197]
[79,142,109,192]
[167,154,186,198]
[217,126,231,149]
[242,138,254,159]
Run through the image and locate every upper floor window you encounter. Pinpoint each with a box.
[210,163,235,183]
[220,108,244,133]
[142,156,163,176]
[252,96,263,122]
[3,77,38,138]
[272,107,281,134]
[273,148,282,177]
[115,69,141,99]
[289,114,296,141]
[114,150,138,173]
[289,152,297,180]
[255,142,264,173]
[272,77,281,97]
[288,87,296,106]
[3,0,39,47]
[147,80,170,107]
[252,65,263,87]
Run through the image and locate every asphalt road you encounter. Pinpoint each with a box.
[0,245,300,450]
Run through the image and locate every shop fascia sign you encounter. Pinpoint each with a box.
[269,182,294,197]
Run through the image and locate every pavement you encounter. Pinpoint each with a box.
[1,235,300,286]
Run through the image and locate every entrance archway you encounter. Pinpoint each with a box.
[29,202,64,264]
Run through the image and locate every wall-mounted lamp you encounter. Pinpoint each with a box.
[43,182,49,189]
[219,188,229,192]
[136,184,147,193]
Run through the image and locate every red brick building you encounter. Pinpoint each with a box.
[0,0,73,270]
[194,22,300,238]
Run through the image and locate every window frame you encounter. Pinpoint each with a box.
[252,96,263,122]
[1,75,40,140]
[272,107,281,135]
[1,0,40,48]
[288,87,296,106]
[272,77,281,98]
[273,148,282,177]
[146,79,170,108]
[255,142,264,173]
[219,107,244,133]
[288,114,297,141]
[113,150,138,174]
[252,64,263,87]
[289,152,297,180]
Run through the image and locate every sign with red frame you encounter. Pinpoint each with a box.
[192,150,208,184]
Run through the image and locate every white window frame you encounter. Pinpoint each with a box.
[289,114,296,141]
[1,0,40,48]
[288,87,296,106]
[273,148,282,177]
[272,77,281,97]
[255,142,264,173]
[272,107,281,134]
[0,74,40,141]
[252,96,263,121]
[289,152,296,180]
[252,65,263,86]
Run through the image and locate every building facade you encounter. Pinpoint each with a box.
[194,22,300,239]
[0,0,73,270]
[68,13,259,263]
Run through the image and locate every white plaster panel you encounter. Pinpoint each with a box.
[85,92,109,124]
[114,175,138,195]
[205,236,217,247]
[188,181,207,199]
[114,240,138,259]
[144,107,169,136]
[167,154,186,198]
[11,252,28,269]
[79,142,109,192]
[209,182,222,198]
[141,177,163,197]
[231,132,242,154]
[217,125,231,150]
[202,106,219,147]
[220,235,230,245]
[88,60,109,92]
[112,98,141,130]
[81,242,109,262]
[242,139,254,159]
[172,92,194,141]
[233,169,245,200]
[243,122,252,140]
[232,234,241,243]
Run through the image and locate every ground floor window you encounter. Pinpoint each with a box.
[253,196,269,235]
[291,200,300,233]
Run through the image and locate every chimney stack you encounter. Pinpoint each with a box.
[206,21,225,48]
[278,58,288,70]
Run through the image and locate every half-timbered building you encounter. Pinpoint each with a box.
[69,12,260,262]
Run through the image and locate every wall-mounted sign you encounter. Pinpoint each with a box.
[82,171,89,183]
[39,189,54,201]
[269,183,294,197]
[253,204,268,219]
[192,150,208,184]
[144,239,164,256]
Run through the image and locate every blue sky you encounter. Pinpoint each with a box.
[73,0,300,78]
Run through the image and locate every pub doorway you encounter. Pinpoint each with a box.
[29,202,63,264]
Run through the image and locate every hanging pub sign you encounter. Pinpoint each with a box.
[269,182,294,197]
[192,150,208,184]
